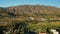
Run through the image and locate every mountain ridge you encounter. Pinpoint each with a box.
[0,5,60,17]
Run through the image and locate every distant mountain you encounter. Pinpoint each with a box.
[6,5,60,14]
[0,5,60,17]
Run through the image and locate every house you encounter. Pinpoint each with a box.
[29,17,34,20]
[50,29,59,34]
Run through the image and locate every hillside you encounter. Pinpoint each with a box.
[1,5,60,17]
[0,5,60,25]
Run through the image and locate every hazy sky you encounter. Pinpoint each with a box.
[0,0,60,7]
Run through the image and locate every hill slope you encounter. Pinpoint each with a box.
[0,5,60,25]
[0,5,60,17]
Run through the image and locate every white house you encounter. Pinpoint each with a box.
[29,17,34,20]
[50,29,59,34]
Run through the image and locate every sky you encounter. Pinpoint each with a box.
[0,0,60,8]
